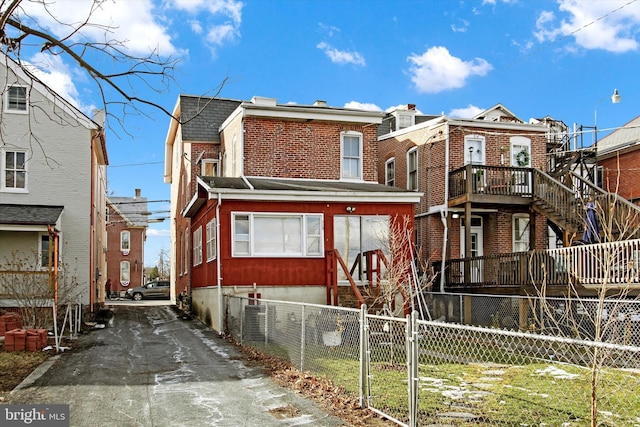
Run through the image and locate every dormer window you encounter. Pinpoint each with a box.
[201,159,218,177]
[398,114,413,130]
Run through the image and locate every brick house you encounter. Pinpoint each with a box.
[378,104,556,294]
[105,189,148,297]
[597,115,640,204]
[165,96,421,332]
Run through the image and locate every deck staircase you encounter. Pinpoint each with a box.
[532,169,640,242]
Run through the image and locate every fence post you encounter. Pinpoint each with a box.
[359,304,368,408]
[300,304,305,372]
[408,311,419,427]
[240,299,244,346]
[264,303,269,346]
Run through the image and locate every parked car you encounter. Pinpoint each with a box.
[125,280,170,301]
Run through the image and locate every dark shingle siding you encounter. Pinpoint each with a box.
[179,96,242,142]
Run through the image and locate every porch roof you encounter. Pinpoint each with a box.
[184,176,422,217]
[0,204,64,231]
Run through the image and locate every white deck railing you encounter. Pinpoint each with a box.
[546,239,640,286]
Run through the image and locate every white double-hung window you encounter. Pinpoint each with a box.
[2,149,27,191]
[232,213,323,257]
[341,131,363,180]
[193,226,203,266]
[5,85,27,113]
[206,218,216,262]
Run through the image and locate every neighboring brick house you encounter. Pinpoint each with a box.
[0,53,108,312]
[378,104,553,293]
[165,96,421,332]
[597,115,640,204]
[105,189,148,297]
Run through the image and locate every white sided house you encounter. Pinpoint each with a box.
[0,53,108,313]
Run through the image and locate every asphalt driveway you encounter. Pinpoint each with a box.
[6,303,346,427]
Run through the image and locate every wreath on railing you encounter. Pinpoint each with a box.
[515,150,530,167]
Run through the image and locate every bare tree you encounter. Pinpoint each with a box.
[0,0,229,136]
[528,163,640,427]
[0,249,82,330]
[363,214,434,318]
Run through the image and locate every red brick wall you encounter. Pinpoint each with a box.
[105,208,145,294]
[600,150,640,202]
[242,118,379,181]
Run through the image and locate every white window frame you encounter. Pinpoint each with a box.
[183,228,189,274]
[193,226,203,266]
[340,131,363,181]
[397,113,414,130]
[120,261,130,283]
[1,149,28,192]
[407,147,418,191]
[120,231,130,252]
[512,214,530,253]
[385,157,395,186]
[232,212,324,257]
[201,159,218,177]
[4,85,28,113]
[206,218,217,262]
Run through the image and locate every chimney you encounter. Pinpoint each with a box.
[407,104,416,111]
[135,188,141,198]
[313,100,328,107]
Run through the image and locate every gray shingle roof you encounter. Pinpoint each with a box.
[108,196,149,227]
[200,176,410,193]
[597,115,640,155]
[179,95,242,142]
[0,204,64,225]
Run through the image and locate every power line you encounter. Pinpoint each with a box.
[109,161,164,168]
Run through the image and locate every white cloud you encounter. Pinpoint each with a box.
[534,0,640,53]
[24,52,94,112]
[147,228,171,238]
[407,46,492,94]
[172,0,243,51]
[384,104,424,114]
[449,105,484,119]
[317,42,366,66]
[344,101,382,112]
[19,0,179,56]
[451,19,470,33]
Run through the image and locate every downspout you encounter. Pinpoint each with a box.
[439,122,450,293]
[216,192,223,335]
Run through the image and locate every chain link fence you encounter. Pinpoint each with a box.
[225,295,640,426]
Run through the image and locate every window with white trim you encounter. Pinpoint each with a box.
[183,228,189,274]
[407,147,418,191]
[193,226,202,266]
[385,158,395,186]
[513,215,530,252]
[232,213,324,257]
[206,218,217,261]
[120,261,130,283]
[39,234,52,268]
[201,159,218,177]
[2,149,27,191]
[120,231,130,252]
[4,85,27,113]
[341,131,362,180]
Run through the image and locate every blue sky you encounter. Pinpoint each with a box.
[13,0,640,266]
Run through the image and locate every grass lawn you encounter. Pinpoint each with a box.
[313,357,640,426]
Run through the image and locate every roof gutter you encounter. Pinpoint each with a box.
[440,121,451,293]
